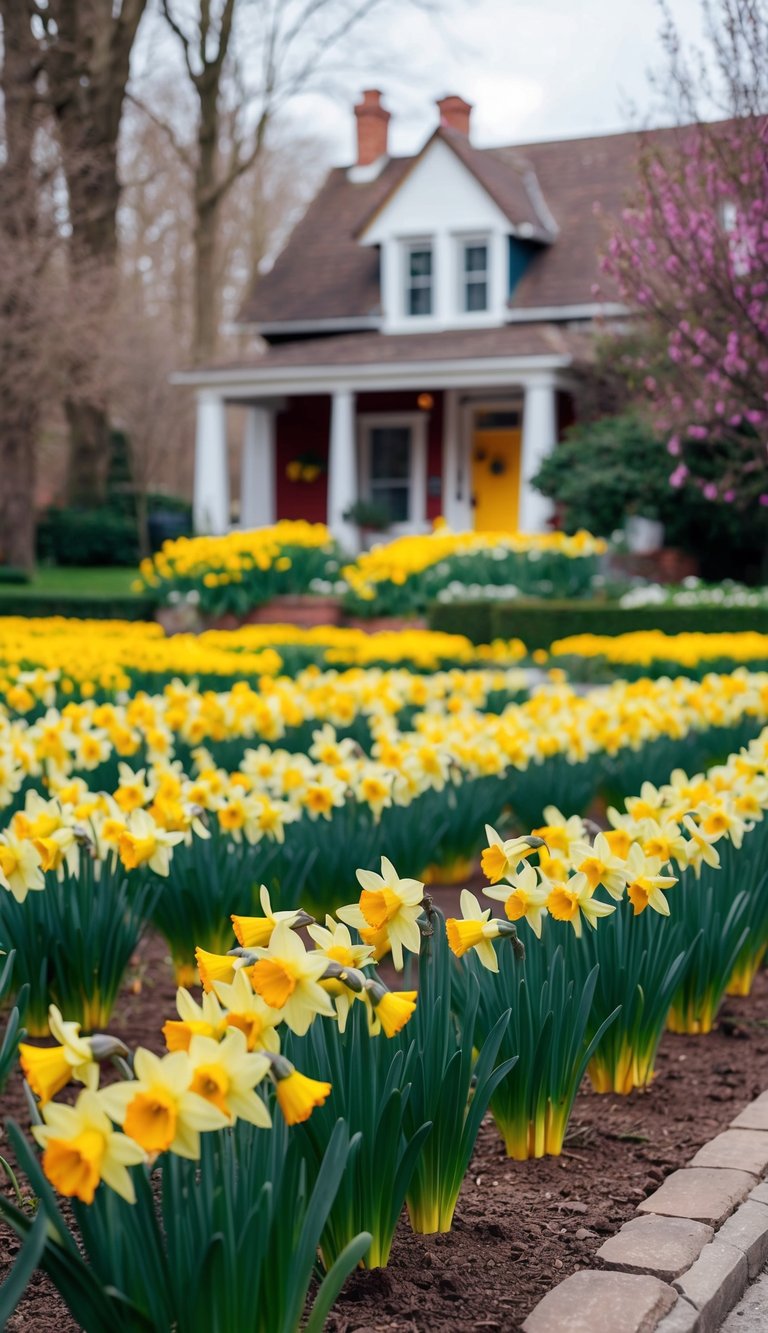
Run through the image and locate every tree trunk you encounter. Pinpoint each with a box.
[192,88,223,364]
[0,1,41,572]
[43,0,148,505]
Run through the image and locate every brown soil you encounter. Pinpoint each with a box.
[3,929,768,1333]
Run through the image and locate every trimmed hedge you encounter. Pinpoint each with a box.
[0,592,157,621]
[428,599,768,650]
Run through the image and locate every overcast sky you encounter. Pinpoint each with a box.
[276,0,710,160]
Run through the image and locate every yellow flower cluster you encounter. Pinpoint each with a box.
[0,672,764,852]
[342,528,606,601]
[549,630,768,670]
[19,860,423,1207]
[136,520,336,591]
[0,618,526,702]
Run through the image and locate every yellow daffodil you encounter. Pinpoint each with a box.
[231,884,307,949]
[445,888,508,971]
[545,871,615,937]
[33,1089,146,1205]
[162,986,228,1051]
[249,921,334,1035]
[99,1047,229,1158]
[213,967,282,1052]
[624,844,678,917]
[480,824,543,883]
[483,861,549,938]
[118,808,184,876]
[187,1028,271,1127]
[273,1063,332,1125]
[336,857,425,971]
[366,982,418,1037]
[0,830,45,902]
[572,832,629,901]
[19,1005,98,1105]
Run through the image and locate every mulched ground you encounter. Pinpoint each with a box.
[3,926,768,1333]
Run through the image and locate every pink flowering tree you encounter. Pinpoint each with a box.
[601,0,768,512]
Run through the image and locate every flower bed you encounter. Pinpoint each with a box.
[340,527,606,617]
[3,623,768,1328]
[134,521,343,619]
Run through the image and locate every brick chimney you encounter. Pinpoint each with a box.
[354,89,391,167]
[436,94,473,138]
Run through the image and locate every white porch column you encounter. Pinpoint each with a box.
[519,376,556,533]
[240,405,276,529]
[441,388,463,529]
[327,388,358,552]
[193,391,230,534]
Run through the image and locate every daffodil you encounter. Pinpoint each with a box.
[624,844,678,917]
[366,981,418,1037]
[195,947,243,994]
[445,889,506,971]
[249,921,334,1034]
[213,967,282,1052]
[0,830,45,902]
[187,1027,271,1127]
[19,1005,99,1105]
[33,1088,146,1204]
[480,824,543,883]
[545,871,615,937]
[118,808,184,876]
[571,832,629,901]
[273,1061,332,1125]
[483,861,550,938]
[231,884,309,949]
[162,986,228,1051]
[336,857,425,971]
[100,1047,229,1158]
[682,814,722,876]
[306,917,375,1031]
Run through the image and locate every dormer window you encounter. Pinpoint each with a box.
[405,243,433,316]
[462,239,489,312]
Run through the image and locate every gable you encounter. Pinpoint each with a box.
[360,136,513,245]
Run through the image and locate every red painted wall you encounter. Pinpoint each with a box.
[275,395,331,522]
[275,390,445,523]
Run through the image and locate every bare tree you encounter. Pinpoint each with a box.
[154,0,413,362]
[28,0,149,504]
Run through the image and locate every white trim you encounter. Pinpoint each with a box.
[357,411,428,534]
[505,301,629,322]
[172,353,572,396]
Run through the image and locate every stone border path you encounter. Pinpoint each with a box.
[522,1090,768,1333]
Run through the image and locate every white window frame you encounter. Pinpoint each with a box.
[401,238,435,320]
[357,412,429,534]
[458,234,491,314]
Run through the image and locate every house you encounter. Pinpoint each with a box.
[178,91,642,549]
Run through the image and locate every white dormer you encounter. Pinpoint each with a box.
[359,135,515,333]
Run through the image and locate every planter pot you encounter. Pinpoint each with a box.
[625,516,664,555]
[342,615,428,634]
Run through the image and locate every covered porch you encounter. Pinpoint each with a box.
[179,337,577,552]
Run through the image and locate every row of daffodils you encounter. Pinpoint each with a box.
[4,617,768,710]
[2,713,768,1326]
[0,668,762,1015]
[133,520,607,618]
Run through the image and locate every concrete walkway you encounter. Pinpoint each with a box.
[720,1268,768,1330]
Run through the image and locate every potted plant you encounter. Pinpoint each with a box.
[343,499,391,551]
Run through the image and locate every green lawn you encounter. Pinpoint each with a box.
[21,566,142,596]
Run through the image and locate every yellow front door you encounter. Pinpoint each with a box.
[471,416,522,531]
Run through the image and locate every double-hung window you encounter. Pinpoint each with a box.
[462,239,489,312]
[405,244,433,316]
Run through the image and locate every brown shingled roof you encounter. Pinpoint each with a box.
[238,123,685,330]
[208,322,591,371]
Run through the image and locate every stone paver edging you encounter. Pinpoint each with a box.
[522,1090,768,1333]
